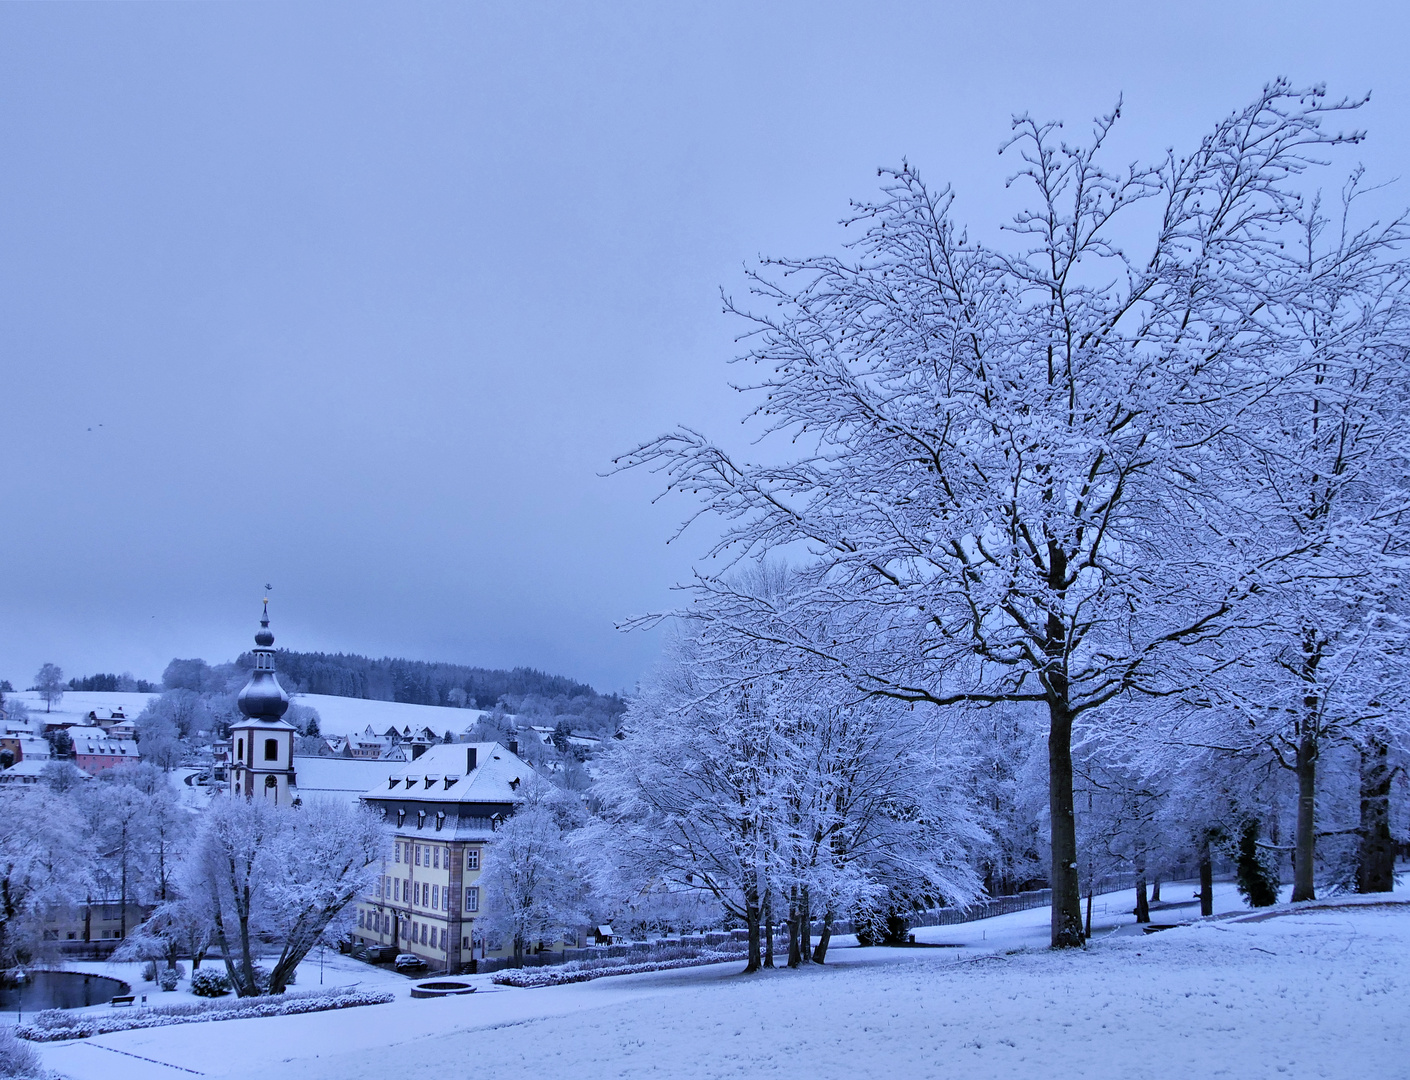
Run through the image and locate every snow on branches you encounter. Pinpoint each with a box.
[616,83,1409,945]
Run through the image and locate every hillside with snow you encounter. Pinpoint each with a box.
[291,694,488,739]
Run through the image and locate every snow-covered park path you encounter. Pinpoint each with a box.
[39,888,1409,1080]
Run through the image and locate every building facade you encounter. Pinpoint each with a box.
[353,741,531,971]
[70,727,141,776]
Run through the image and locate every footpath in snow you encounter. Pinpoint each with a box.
[36,881,1409,1080]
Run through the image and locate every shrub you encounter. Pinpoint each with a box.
[141,960,158,983]
[15,987,394,1041]
[494,950,739,988]
[190,969,231,997]
[158,967,180,991]
[0,1025,43,1078]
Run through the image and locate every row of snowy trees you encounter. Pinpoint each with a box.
[0,770,383,996]
[610,82,1410,948]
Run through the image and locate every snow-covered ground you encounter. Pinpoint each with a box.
[291,694,486,739]
[34,880,1409,1080]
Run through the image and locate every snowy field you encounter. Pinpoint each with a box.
[34,882,1408,1080]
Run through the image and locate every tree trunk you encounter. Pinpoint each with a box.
[786,887,801,968]
[799,887,812,965]
[1047,697,1084,948]
[1292,729,1317,902]
[1357,734,1395,893]
[119,826,130,941]
[743,899,762,974]
[1199,838,1213,918]
[1134,846,1150,924]
[763,891,775,969]
[812,908,833,964]
[1150,876,1161,903]
[1084,887,1093,941]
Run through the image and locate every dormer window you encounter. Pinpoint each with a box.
[417,810,427,829]
[435,811,446,831]
[388,778,400,789]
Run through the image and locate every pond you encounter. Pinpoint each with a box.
[0,971,131,1012]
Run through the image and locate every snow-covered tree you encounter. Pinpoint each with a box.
[262,797,386,993]
[33,662,63,713]
[478,777,586,966]
[1169,173,1410,901]
[189,796,384,996]
[617,83,1387,945]
[0,786,85,967]
[594,572,983,970]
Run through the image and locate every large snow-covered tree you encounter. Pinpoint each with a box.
[0,786,85,967]
[1169,174,1410,900]
[594,572,983,971]
[477,777,586,965]
[618,83,1386,946]
[188,796,384,996]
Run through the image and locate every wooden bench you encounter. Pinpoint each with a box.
[110,995,135,1007]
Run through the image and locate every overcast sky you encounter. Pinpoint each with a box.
[1,1,1404,695]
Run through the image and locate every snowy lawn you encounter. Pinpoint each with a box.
[36,884,1408,1080]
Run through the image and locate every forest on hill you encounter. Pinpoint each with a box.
[160,649,627,735]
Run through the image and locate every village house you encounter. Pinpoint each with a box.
[0,731,50,765]
[68,725,141,775]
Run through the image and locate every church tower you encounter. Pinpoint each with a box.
[229,601,297,804]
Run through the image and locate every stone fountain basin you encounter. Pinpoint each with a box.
[410,980,477,999]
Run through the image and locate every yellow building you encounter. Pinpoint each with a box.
[353,741,533,971]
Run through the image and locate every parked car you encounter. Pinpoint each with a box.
[395,953,427,972]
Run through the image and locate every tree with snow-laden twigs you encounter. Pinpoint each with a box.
[617,81,1410,945]
[1175,172,1410,900]
[591,568,984,972]
[186,796,384,996]
[477,776,587,966]
[0,786,86,969]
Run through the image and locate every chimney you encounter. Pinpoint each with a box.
[508,739,519,756]
[467,747,477,772]
[411,743,427,761]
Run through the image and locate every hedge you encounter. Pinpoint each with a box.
[17,987,394,1042]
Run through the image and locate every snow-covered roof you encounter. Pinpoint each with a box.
[71,729,141,758]
[291,756,396,806]
[364,742,533,806]
[0,759,89,782]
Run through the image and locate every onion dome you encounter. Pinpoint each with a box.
[237,601,290,721]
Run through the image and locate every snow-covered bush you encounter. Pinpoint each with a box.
[190,968,230,997]
[0,1024,43,1078]
[158,966,180,991]
[16,987,394,1041]
[494,950,738,988]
